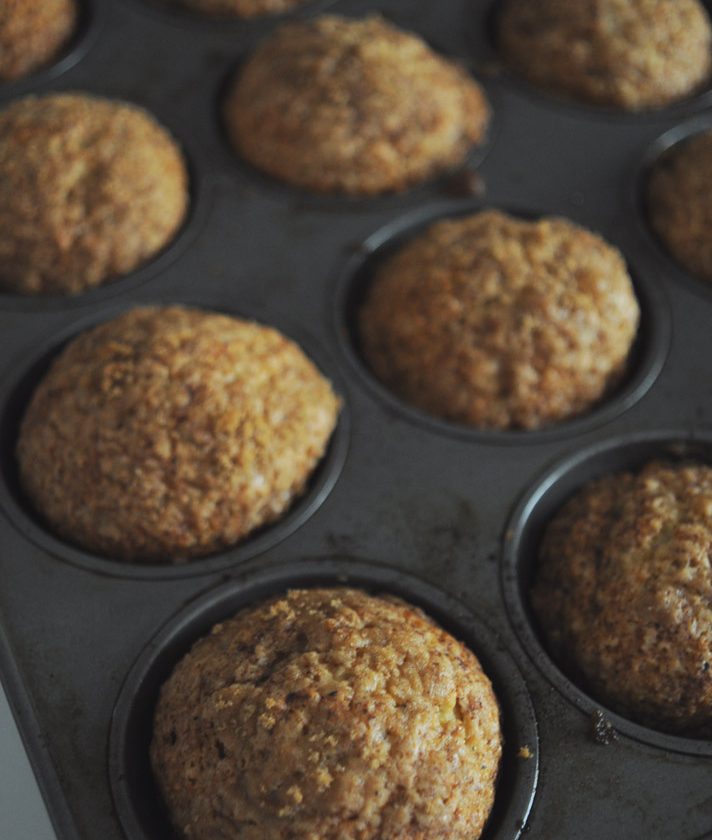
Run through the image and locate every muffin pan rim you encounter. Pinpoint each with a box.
[501,428,712,757]
[0,296,351,579]
[0,621,78,840]
[109,556,540,840]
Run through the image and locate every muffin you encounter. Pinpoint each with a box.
[16,306,340,563]
[358,210,640,430]
[532,460,712,737]
[0,0,78,82]
[647,130,712,284]
[498,0,712,111]
[151,587,502,840]
[0,93,189,296]
[166,0,309,17]
[223,15,490,195]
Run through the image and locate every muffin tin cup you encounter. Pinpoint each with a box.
[214,20,498,215]
[0,296,350,580]
[109,557,539,840]
[631,113,712,303]
[0,0,107,101]
[334,199,671,445]
[502,429,712,757]
[481,0,712,123]
[0,101,213,315]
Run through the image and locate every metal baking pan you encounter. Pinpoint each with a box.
[0,0,711,838]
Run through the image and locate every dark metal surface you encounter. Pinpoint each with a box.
[0,0,711,838]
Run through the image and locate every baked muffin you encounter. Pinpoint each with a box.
[498,0,712,111]
[647,130,712,284]
[223,15,490,195]
[151,587,502,840]
[16,306,340,563]
[0,0,78,82]
[532,460,712,737]
[165,0,308,17]
[0,93,189,296]
[358,210,640,430]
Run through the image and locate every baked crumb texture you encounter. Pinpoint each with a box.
[0,93,189,296]
[17,306,341,563]
[151,587,502,840]
[532,460,712,737]
[358,210,640,430]
[0,0,77,82]
[223,15,490,195]
[498,0,712,111]
[166,0,309,17]
[647,130,712,284]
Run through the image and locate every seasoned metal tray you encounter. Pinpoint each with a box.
[0,0,711,837]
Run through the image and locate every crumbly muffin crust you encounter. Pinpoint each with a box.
[647,130,712,284]
[0,93,189,296]
[166,0,308,17]
[151,588,502,840]
[532,460,712,737]
[498,0,712,111]
[0,0,77,82]
[17,306,340,563]
[223,15,490,195]
[358,210,640,430]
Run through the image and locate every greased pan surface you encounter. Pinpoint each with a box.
[0,0,711,838]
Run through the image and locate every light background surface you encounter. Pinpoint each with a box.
[0,680,56,840]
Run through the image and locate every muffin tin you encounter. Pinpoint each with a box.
[1,0,712,838]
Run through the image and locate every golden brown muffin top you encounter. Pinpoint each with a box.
[647,130,712,284]
[17,306,340,563]
[0,0,77,82]
[533,460,712,736]
[359,210,640,430]
[0,93,188,296]
[151,587,502,839]
[499,0,712,110]
[224,15,490,195]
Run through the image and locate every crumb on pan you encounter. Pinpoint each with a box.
[532,460,712,737]
[151,587,502,840]
[223,15,490,195]
[498,0,712,110]
[358,209,640,430]
[0,93,189,296]
[16,306,341,563]
[590,710,618,745]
